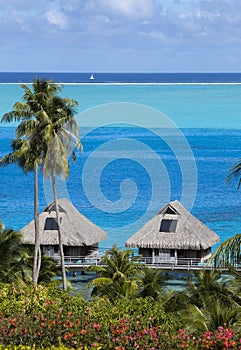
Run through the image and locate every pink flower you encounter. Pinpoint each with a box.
[93,323,101,330]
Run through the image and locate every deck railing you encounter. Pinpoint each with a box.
[50,255,241,272]
[63,256,101,266]
[134,256,205,267]
[57,255,218,270]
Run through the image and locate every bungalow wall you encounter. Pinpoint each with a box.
[42,243,99,258]
[139,247,212,265]
[177,248,211,260]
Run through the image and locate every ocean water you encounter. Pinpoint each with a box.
[1,72,241,83]
[1,73,241,253]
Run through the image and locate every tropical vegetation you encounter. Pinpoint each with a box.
[1,226,241,348]
[0,219,61,285]
[0,219,31,283]
[0,279,241,349]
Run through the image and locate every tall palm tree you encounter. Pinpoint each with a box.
[88,245,140,302]
[1,78,81,290]
[41,95,81,291]
[1,78,60,284]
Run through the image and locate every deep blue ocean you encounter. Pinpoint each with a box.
[1,72,241,83]
[1,72,241,253]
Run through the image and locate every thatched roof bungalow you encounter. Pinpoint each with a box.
[21,198,107,259]
[125,200,220,265]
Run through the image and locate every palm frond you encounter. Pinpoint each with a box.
[209,233,241,267]
[227,160,241,188]
[87,277,112,288]
[0,153,16,167]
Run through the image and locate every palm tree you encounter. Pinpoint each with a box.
[137,267,167,300]
[41,94,81,291]
[180,298,241,332]
[87,245,140,302]
[1,78,81,290]
[20,245,62,284]
[209,234,241,267]
[221,266,241,307]
[176,269,241,331]
[227,159,241,189]
[0,220,62,286]
[1,78,61,284]
[182,270,232,309]
[0,220,31,284]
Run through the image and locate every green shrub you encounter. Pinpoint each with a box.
[1,283,240,349]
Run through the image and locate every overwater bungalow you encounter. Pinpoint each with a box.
[21,198,107,259]
[125,200,220,265]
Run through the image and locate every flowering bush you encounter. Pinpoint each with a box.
[1,310,241,349]
[0,284,241,349]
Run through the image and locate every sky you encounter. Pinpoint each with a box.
[1,0,241,72]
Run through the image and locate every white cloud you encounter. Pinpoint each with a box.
[101,0,155,18]
[45,9,67,28]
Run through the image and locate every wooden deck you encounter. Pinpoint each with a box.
[62,255,241,273]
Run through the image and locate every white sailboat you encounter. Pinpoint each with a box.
[89,73,95,80]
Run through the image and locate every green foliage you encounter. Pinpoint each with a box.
[0,220,62,287]
[0,283,67,316]
[0,277,241,348]
[179,270,232,309]
[137,267,167,300]
[33,252,62,284]
[0,224,31,284]
[87,245,141,302]
[0,283,179,348]
[210,233,241,267]
[173,269,241,332]
[180,298,241,333]
[87,296,179,332]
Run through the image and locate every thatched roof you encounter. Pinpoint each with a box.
[21,198,107,246]
[125,200,220,250]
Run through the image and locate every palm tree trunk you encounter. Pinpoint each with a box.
[51,168,67,291]
[32,161,40,283]
[37,246,41,279]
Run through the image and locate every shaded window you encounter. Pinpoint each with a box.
[44,218,59,230]
[170,250,175,257]
[160,219,177,233]
[166,206,177,215]
[154,249,159,256]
